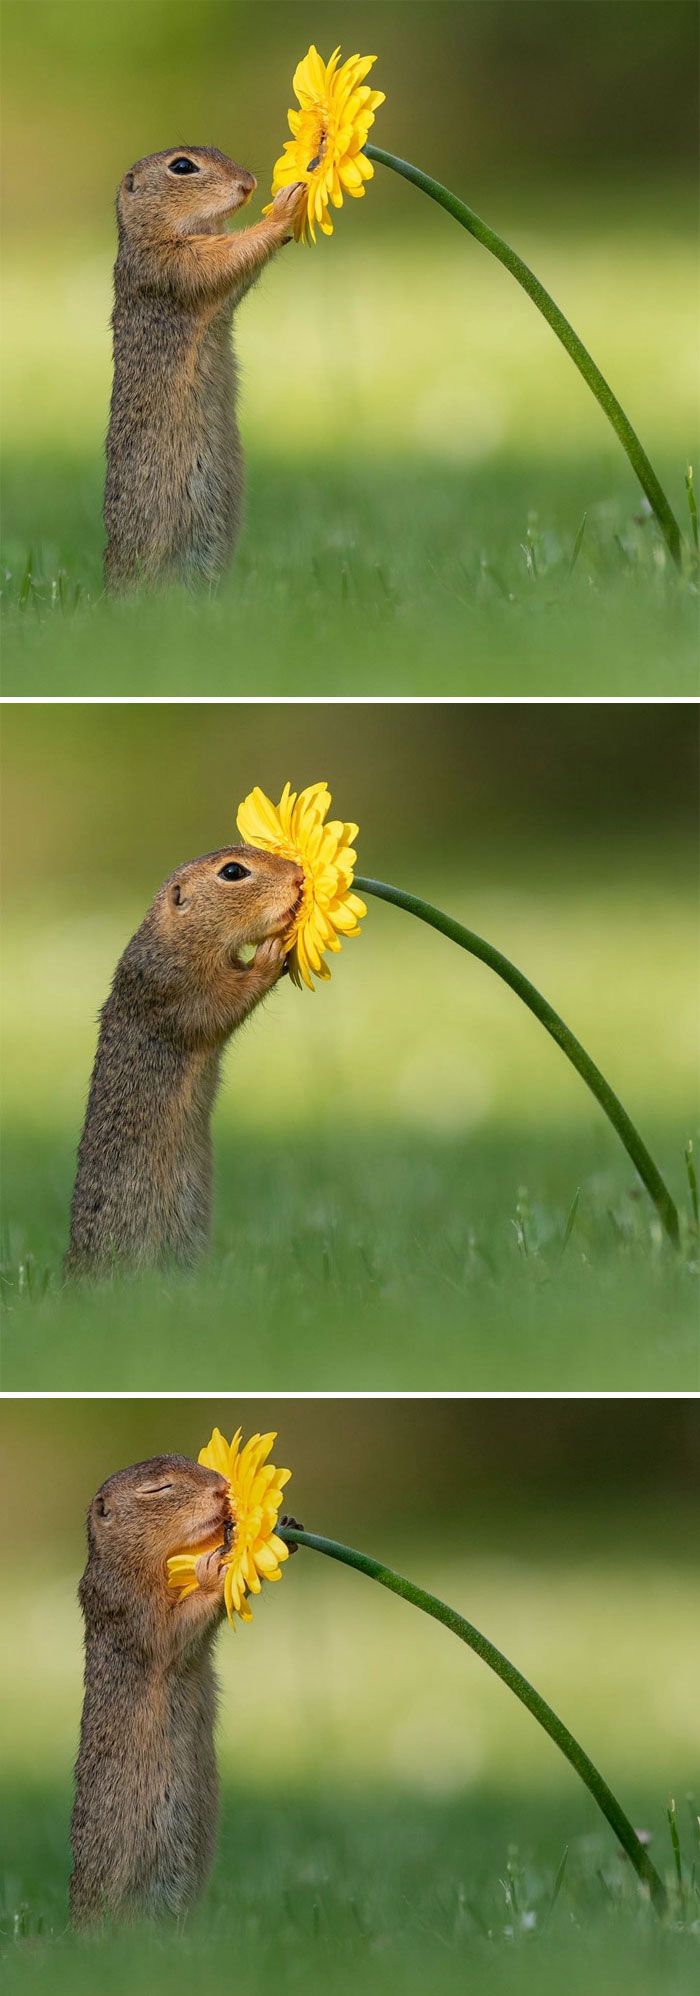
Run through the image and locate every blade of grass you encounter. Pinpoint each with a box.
[684,1141,698,1230]
[685,466,699,554]
[543,1844,569,1926]
[667,1798,684,1908]
[561,1188,581,1256]
[569,515,588,576]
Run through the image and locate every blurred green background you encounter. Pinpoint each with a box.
[1,1398,698,1992]
[1,0,698,694]
[1,702,697,1390]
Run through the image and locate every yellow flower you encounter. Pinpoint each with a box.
[167,1427,292,1627]
[236,781,366,992]
[263,44,385,243]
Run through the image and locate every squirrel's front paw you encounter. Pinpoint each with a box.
[270,181,306,240]
[194,1545,227,1594]
[253,933,289,983]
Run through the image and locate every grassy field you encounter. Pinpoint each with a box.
[1,844,697,1391]
[2,222,697,695]
[2,1125,698,1392]
[2,1492,698,1995]
[4,1783,699,1996]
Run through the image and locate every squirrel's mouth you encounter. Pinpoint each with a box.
[276,884,303,928]
[257,883,305,945]
[286,880,305,924]
[185,1499,232,1551]
[220,185,255,228]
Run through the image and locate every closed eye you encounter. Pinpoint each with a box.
[139,1482,174,1495]
[218,861,251,883]
[168,156,200,175]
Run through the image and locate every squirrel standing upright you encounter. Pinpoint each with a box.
[66,843,303,1275]
[104,146,304,589]
[70,1453,231,1924]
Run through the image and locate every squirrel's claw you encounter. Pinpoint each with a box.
[270,181,306,241]
[272,181,306,215]
[252,933,289,982]
[193,1545,227,1593]
[280,1513,305,1555]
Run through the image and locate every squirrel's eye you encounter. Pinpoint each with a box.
[218,861,250,883]
[168,156,200,175]
[140,1482,174,1496]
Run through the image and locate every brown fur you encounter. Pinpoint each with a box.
[66,844,303,1274]
[70,1453,231,1925]
[104,146,304,589]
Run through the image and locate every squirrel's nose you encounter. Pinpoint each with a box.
[237,170,256,198]
[293,865,304,890]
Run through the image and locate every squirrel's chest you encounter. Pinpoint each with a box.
[175,306,239,443]
[115,297,237,430]
[162,310,242,525]
[108,295,244,572]
[168,1051,220,1147]
[136,1670,214,1902]
[151,1053,220,1247]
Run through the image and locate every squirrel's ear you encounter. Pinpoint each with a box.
[171,882,190,910]
[124,171,135,194]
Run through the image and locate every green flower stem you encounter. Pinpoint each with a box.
[353,875,680,1249]
[279,1525,667,1917]
[364,143,683,570]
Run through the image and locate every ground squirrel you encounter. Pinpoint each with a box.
[104,146,304,589]
[66,844,303,1274]
[70,1453,231,1924]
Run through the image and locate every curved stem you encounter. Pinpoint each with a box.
[279,1525,667,1917]
[354,875,679,1249]
[365,143,683,570]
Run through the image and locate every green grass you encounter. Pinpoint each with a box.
[3,1510,699,1995]
[2,1125,697,1391]
[1,229,697,694]
[3,452,697,697]
[4,1782,699,1996]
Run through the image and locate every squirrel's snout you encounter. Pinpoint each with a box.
[236,170,257,199]
[287,867,305,918]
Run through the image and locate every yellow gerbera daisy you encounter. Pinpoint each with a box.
[236,781,366,992]
[167,1426,292,1627]
[263,43,385,243]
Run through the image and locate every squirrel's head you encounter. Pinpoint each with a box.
[117,146,256,241]
[86,1454,231,1591]
[153,845,304,966]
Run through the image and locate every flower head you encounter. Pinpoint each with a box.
[236,781,366,991]
[167,1426,291,1627]
[264,44,385,243]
